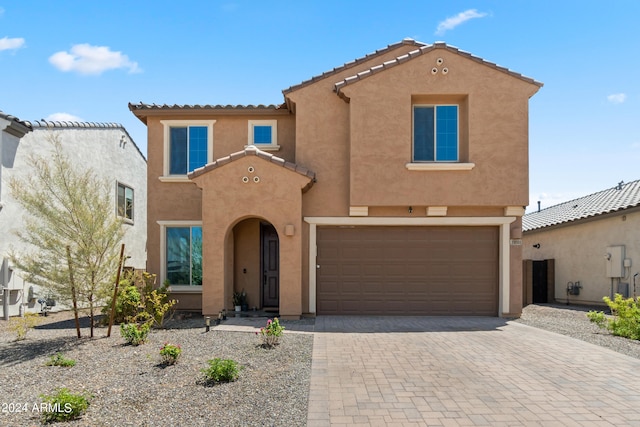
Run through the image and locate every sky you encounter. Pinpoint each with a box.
[1,1,639,212]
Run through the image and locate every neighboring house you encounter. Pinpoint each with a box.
[0,115,147,317]
[130,39,542,318]
[523,180,640,307]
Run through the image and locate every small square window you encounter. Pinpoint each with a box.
[253,126,272,144]
[117,182,134,221]
[248,120,279,151]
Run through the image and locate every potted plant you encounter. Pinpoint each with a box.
[233,289,247,311]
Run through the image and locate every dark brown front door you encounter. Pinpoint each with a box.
[261,223,279,307]
[532,260,548,304]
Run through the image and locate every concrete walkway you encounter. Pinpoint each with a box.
[308,316,640,426]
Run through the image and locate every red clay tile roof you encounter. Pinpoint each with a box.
[188,145,316,192]
[334,42,543,100]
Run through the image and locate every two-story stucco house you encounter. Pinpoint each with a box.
[0,115,147,317]
[130,39,542,319]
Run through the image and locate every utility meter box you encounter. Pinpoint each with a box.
[605,245,625,278]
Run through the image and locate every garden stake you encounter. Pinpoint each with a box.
[66,245,81,339]
[107,243,126,337]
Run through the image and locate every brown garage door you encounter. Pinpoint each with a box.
[316,226,498,316]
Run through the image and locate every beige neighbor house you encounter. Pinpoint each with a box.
[523,180,640,307]
[130,39,542,319]
[0,113,147,317]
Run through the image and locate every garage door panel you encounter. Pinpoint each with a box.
[317,226,498,316]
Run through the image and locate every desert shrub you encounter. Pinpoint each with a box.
[159,342,182,365]
[45,352,76,367]
[120,322,150,345]
[588,294,640,340]
[40,388,91,423]
[103,270,177,328]
[257,317,285,348]
[201,358,243,384]
[8,312,41,341]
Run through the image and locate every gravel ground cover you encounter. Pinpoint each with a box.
[3,303,640,426]
[0,312,314,427]
[515,303,640,360]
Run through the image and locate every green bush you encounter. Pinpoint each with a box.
[159,342,182,365]
[588,294,640,340]
[103,271,177,328]
[120,322,150,346]
[8,312,41,341]
[40,388,91,423]
[201,358,243,384]
[257,317,285,348]
[45,352,76,367]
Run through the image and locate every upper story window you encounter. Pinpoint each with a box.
[116,182,134,222]
[161,120,215,181]
[413,105,458,162]
[248,120,279,151]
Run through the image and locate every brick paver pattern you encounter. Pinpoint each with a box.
[308,316,640,427]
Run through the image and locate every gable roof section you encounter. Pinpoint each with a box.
[523,180,640,232]
[188,145,316,192]
[282,38,427,95]
[334,42,544,101]
[24,119,147,162]
[0,110,32,137]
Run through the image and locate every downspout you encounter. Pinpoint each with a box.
[2,258,9,320]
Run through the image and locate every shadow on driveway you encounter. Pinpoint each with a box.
[314,315,510,333]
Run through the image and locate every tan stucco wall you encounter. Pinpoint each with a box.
[145,112,295,310]
[191,154,312,317]
[287,44,423,217]
[523,211,640,305]
[233,218,261,309]
[341,50,537,207]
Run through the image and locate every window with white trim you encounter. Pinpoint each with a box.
[413,105,458,162]
[165,225,202,286]
[247,120,279,150]
[116,182,134,221]
[161,120,215,179]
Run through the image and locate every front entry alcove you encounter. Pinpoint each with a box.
[232,218,280,312]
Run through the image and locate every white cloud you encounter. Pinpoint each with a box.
[435,9,488,36]
[607,93,627,104]
[45,113,83,123]
[49,43,141,75]
[0,36,25,51]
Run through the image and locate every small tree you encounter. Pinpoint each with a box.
[9,133,126,337]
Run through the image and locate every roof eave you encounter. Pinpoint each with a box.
[129,103,291,125]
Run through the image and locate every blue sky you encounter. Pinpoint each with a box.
[1,1,638,211]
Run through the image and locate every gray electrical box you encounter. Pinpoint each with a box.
[618,282,630,298]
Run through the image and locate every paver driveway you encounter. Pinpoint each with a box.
[308,316,640,426]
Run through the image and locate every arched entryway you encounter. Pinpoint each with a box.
[232,218,280,311]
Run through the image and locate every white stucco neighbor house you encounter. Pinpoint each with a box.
[522,180,640,307]
[0,112,147,317]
